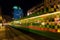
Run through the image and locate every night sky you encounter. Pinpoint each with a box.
[0,0,42,17]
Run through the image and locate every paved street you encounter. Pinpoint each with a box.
[0,26,34,40]
[0,25,53,40]
[0,26,6,40]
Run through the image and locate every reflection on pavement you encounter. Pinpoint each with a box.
[0,26,34,40]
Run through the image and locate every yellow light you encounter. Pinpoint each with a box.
[51,8,54,12]
[57,29,60,33]
[0,16,2,20]
[54,5,56,8]
[8,23,11,25]
[0,23,2,26]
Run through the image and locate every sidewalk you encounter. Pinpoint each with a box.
[0,26,7,40]
[0,26,6,31]
[0,26,34,40]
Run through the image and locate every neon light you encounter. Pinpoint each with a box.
[13,6,18,9]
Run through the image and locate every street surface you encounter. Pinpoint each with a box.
[0,26,34,40]
[0,25,53,40]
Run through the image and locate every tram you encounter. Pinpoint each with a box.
[19,11,60,33]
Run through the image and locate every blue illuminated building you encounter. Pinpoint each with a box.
[13,6,23,20]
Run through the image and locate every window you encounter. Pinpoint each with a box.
[51,5,54,8]
[49,0,51,3]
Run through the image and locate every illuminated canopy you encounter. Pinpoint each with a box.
[13,6,18,9]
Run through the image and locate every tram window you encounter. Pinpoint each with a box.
[52,19,54,21]
[42,9,44,13]
[46,7,48,12]
[49,25,51,28]
[51,5,54,8]
[54,9,56,12]
[57,25,60,28]
[52,26,55,29]
[50,18,54,22]
[56,6,58,9]
[49,0,51,3]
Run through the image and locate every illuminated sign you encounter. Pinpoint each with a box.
[13,6,23,20]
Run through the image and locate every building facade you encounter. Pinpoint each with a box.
[0,7,2,23]
[27,0,60,16]
[0,7,1,16]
